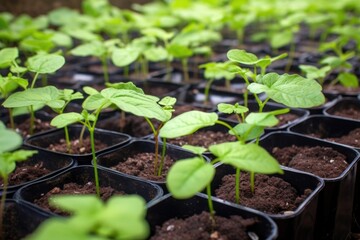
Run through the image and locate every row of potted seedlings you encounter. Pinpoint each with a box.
[1,0,360,239]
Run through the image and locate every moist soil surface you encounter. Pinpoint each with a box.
[11,117,53,138]
[111,152,176,181]
[3,203,26,240]
[33,182,124,215]
[0,161,51,187]
[168,130,237,149]
[47,136,108,154]
[329,105,360,120]
[215,173,312,214]
[271,145,349,178]
[324,84,360,95]
[310,128,360,149]
[150,211,258,240]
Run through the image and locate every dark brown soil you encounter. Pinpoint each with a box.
[326,128,360,148]
[330,105,360,120]
[33,182,124,216]
[12,117,53,138]
[0,161,51,187]
[271,145,349,178]
[168,130,237,149]
[47,136,108,154]
[324,84,360,95]
[111,152,176,181]
[150,211,257,240]
[3,203,25,240]
[215,173,312,214]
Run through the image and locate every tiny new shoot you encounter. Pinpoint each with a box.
[0,122,37,240]
[26,195,149,240]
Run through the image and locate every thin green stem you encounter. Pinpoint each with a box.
[30,72,40,89]
[215,120,242,143]
[250,172,255,193]
[204,78,214,105]
[157,137,167,177]
[102,57,109,84]
[182,58,189,83]
[8,108,14,130]
[285,40,295,73]
[235,168,240,204]
[89,128,100,197]
[206,184,215,219]
[64,126,71,153]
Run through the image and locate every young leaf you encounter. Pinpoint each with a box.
[27,53,65,74]
[230,123,264,141]
[182,145,207,155]
[338,72,359,88]
[227,49,258,65]
[0,47,18,68]
[51,112,84,128]
[159,111,218,138]
[0,150,38,178]
[209,142,283,174]
[0,124,23,153]
[111,46,140,67]
[245,112,279,127]
[248,73,325,108]
[218,103,248,114]
[166,157,215,198]
[2,86,65,109]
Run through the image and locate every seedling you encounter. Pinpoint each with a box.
[199,61,235,105]
[0,122,37,239]
[70,38,121,84]
[26,194,149,240]
[164,112,282,219]
[50,83,169,195]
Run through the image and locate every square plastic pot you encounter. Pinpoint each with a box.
[0,147,75,197]
[23,125,132,165]
[211,164,324,240]
[323,97,360,122]
[258,131,360,240]
[146,193,278,240]
[288,115,360,236]
[13,165,163,217]
[1,199,50,239]
[96,139,201,194]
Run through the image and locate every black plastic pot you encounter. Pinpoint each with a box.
[146,193,278,240]
[13,165,163,216]
[211,164,324,240]
[323,97,360,121]
[258,131,360,240]
[288,115,360,236]
[179,85,244,106]
[304,93,341,115]
[218,100,310,133]
[135,78,188,100]
[0,147,75,198]
[149,67,204,86]
[23,125,132,165]
[96,139,200,194]
[1,199,49,240]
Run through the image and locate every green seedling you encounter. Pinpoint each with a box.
[199,61,235,105]
[50,83,169,195]
[165,114,282,219]
[227,49,287,108]
[2,86,68,136]
[26,194,149,240]
[0,122,37,240]
[70,38,121,84]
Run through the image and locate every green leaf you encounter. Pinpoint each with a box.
[230,123,264,141]
[166,157,215,198]
[245,112,279,127]
[248,73,325,108]
[209,142,283,174]
[70,41,105,58]
[82,93,112,111]
[182,145,207,155]
[82,86,99,96]
[0,127,22,152]
[167,44,193,59]
[0,150,37,177]
[51,112,84,128]
[105,82,144,94]
[50,195,103,215]
[158,96,176,107]
[144,46,168,62]
[159,111,218,138]
[3,86,64,109]
[227,49,258,65]
[299,65,331,80]
[0,47,18,68]
[217,103,248,114]
[338,72,359,88]
[111,47,139,67]
[27,54,65,74]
